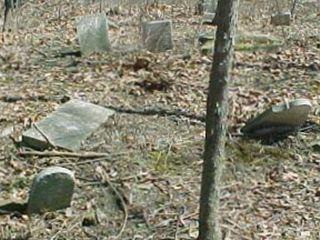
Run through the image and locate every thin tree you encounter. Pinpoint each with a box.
[198,0,239,240]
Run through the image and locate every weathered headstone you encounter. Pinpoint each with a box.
[76,14,110,54]
[202,0,218,13]
[142,20,173,52]
[27,167,75,214]
[22,99,115,151]
[242,99,312,140]
[271,12,291,26]
[79,0,92,5]
[202,12,216,25]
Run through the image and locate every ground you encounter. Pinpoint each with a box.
[0,0,319,239]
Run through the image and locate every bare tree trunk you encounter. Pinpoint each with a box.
[198,0,239,240]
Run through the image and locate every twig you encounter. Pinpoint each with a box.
[18,149,117,158]
[102,104,205,122]
[32,123,56,149]
[100,167,128,240]
[57,157,113,167]
[32,48,48,58]
[291,0,299,16]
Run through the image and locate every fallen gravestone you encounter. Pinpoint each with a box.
[242,99,312,140]
[27,167,75,214]
[271,12,291,26]
[142,20,173,52]
[76,14,110,54]
[22,99,115,151]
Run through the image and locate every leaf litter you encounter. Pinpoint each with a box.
[0,0,319,239]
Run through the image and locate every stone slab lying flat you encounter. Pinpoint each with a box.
[142,20,173,52]
[76,14,110,54]
[22,99,115,151]
[27,167,75,214]
[242,99,312,139]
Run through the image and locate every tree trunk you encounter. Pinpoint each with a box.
[198,0,239,240]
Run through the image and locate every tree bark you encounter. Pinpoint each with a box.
[198,0,239,240]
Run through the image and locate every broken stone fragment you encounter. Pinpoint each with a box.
[27,167,75,214]
[242,99,312,140]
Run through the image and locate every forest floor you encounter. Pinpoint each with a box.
[0,0,319,239]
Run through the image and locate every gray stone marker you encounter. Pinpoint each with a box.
[202,12,216,25]
[142,20,173,52]
[76,14,110,54]
[271,12,291,26]
[27,167,75,214]
[202,0,218,13]
[242,99,312,139]
[22,99,115,151]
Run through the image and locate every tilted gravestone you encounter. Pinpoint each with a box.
[76,14,111,54]
[27,167,75,214]
[271,12,291,26]
[242,99,312,140]
[22,99,115,151]
[142,20,173,52]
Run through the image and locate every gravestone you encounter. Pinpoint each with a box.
[202,0,218,13]
[271,12,291,26]
[198,32,215,54]
[142,20,173,52]
[242,99,312,140]
[27,167,75,214]
[202,12,216,25]
[76,14,110,54]
[22,99,115,151]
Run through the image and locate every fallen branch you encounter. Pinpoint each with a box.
[100,166,128,240]
[102,104,205,122]
[18,149,117,158]
[32,123,56,149]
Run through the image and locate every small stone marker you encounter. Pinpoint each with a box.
[76,14,110,54]
[79,0,92,5]
[27,167,75,214]
[202,0,218,13]
[202,12,216,25]
[142,20,173,52]
[242,99,312,139]
[271,12,291,26]
[22,99,115,151]
[198,32,215,54]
